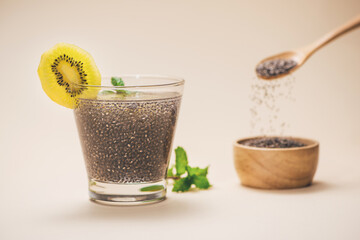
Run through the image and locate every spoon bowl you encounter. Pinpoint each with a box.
[255,50,306,80]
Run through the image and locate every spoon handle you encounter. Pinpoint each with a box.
[304,14,360,56]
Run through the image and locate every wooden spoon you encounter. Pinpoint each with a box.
[255,14,360,80]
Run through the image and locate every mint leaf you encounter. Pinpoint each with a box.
[167,165,175,178]
[111,77,125,86]
[140,185,164,192]
[193,175,210,189]
[116,89,130,95]
[98,90,117,95]
[172,177,192,192]
[175,147,188,176]
[186,166,208,177]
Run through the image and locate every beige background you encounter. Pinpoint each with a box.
[1,0,360,239]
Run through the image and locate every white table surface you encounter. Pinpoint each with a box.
[1,132,360,239]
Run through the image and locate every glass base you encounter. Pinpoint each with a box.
[88,179,166,206]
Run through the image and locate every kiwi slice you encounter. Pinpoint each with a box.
[38,43,101,108]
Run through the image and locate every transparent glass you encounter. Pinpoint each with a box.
[74,75,184,205]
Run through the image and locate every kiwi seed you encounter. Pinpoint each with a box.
[51,54,88,97]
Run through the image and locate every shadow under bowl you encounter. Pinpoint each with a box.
[233,136,319,189]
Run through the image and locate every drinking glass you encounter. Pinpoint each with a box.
[74,75,184,205]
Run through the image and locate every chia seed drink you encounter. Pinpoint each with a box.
[74,76,184,205]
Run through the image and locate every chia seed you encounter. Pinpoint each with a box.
[241,137,306,148]
[74,93,181,183]
[250,76,295,135]
[256,59,297,78]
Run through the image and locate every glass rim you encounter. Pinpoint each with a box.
[75,74,185,89]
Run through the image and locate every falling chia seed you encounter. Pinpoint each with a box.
[241,137,306,148]
[74,92,181,183]
[256,59,297,78]
[250,76,295,135]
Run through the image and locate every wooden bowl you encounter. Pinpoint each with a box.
[233,136,319,189]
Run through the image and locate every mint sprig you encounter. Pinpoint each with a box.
[111,76,131,94]
[167,147,211,192]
